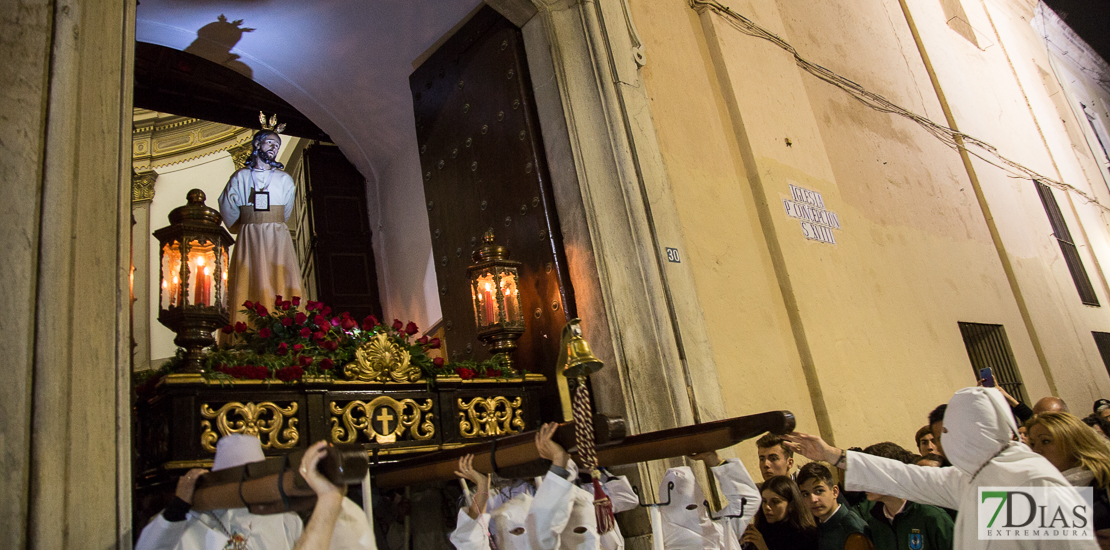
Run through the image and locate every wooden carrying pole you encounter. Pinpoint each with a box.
[189,445,368,513]
[373,410,794,489]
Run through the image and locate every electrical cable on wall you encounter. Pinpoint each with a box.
[689,0,1110,214]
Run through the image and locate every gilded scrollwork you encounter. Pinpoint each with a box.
[329,397,435,445]
[199,401,299,452]
[457,396,525,438]
[343,332,423,382]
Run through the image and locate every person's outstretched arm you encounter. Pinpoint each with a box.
[293,441,346,550]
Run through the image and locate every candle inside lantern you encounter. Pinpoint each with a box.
[483,281,496,325]
[193,255,210,306]
[171,274,180,307]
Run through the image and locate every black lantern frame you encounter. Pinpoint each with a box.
[466,230,526,371]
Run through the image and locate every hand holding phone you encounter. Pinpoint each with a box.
[979,367,996,388]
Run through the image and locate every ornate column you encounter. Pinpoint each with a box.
[132,169,158,373]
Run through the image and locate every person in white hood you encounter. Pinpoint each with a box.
[784,387,1097,549]
[656,451,761,550]
[450,423,603,550]
[135,435,373,550]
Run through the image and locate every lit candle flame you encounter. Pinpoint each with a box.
[196,256,205,267]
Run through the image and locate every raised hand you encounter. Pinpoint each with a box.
[691,450,722,467]
[299,440,343,502]
[535,422,569,468]
[454,454,490,518]
[175,468,208,504]
[781,432,842,465]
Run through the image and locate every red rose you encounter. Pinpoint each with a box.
[235,322,247,333]
[313,331,326,341]
[417,335,429,345]
[313,314,328,327]
[323,340,339,351]
[276,365,304,382]
[429,337,441,349]
[405,321,419,335]
[484,368,500,378]
[330,317,341,327]
[291,296,301,306]
[363,315,379,328]
[243,300,254,309]
[319,358,334,371]
[455,366,476,380]
[221,324,234,334]
[295,312,307,325]
[293,344,304,352]
[298,355,313,366]
[321,306,332,316]
[259,327,272,338]
[306,300,319,311]
[341,317,357,330]
[274,295,283,308]
[255,303,269,317]
[283,301,292,310]
[300,327,312,338]
[433,357,445,368]
[277,342,288,355]
[392,319,403,331]
[281,317,293,327]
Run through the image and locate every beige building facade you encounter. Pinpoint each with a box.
[4,0,1110,546]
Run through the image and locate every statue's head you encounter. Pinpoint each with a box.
[248,130,284,170]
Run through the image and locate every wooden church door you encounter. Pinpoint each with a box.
[411,6,575,418]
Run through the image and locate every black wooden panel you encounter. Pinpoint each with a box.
[410,6,576,420]
[302,144,383,321]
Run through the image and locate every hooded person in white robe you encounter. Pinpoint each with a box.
[218,130,302,334]
[135,434,373,550]
[656,454,761,550]
[784,386,1098,550]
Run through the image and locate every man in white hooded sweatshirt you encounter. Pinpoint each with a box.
[784,387,1097,549]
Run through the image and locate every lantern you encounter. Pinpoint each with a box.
[467,230,525,371]
[153,189,234,373]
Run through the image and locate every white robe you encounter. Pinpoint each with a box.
[845,387,1097,550]
[601,475,639,550]
[218,167,302,331]
[711,459,761,549]
[135,498,373,550]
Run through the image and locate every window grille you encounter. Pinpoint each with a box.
[1034,180,1100,306]
[958,322,1029,404]
[1093,332,1110,379]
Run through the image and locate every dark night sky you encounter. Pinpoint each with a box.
[1042,0,1110,63]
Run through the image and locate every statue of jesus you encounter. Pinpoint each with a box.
[218,128,303,332]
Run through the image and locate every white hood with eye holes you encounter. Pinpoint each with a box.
[658,467,720,550]
[846,387,1096,549]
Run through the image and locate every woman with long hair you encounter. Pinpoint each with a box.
[1026,411,1110,549]
[740,475,817,550]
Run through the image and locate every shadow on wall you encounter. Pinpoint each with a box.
[184,15,256,78]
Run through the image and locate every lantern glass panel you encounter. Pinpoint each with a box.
[472,271,501,328]
[220,248,229,310]
[498,269,521,324]
[186,239,217,307]
[160,240,182,309]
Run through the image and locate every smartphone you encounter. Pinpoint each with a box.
[979,367,996,387]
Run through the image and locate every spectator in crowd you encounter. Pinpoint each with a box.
[786,387,1095,549]
[854,443,953,550]
[741,475,817,550]
[1082,413,1110,440]
[796,462,871,550]
[927,405,946,458]
[914,426,937,458]
[1094,399,1110,422]
[979,382,1033,425]
[915,454,944,468]
[1025,412,1110,548]
[1033,396,1069,415]
[757,434,796,482]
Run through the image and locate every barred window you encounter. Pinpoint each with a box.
[958,322,1029,404]
[1034,180,1100,306]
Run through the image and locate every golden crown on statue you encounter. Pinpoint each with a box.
[259,111,287,134]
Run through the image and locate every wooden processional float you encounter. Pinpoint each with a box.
[186,410,795,513]
[185,319,795,513]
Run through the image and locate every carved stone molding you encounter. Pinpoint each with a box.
[132,109,253,173]
[132,170,158,203]
[228,142,253,170]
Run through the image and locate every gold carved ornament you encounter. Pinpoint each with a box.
[457,396,525,438]
[344,332,422,382]
[330,396,435,445]
[200,401,299,452]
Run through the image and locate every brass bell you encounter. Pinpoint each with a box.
[559,318,603,379]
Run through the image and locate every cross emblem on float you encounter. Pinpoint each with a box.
[374,406,397,435]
